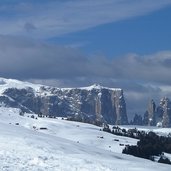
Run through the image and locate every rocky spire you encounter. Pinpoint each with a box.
[159,97,171,127]
[143,99,156,126]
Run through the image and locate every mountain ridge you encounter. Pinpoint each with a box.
[0,77,128,125]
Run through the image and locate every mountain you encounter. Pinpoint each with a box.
[132,97,171,127]
[143,99,156,126]
[156,97,171,127]
[0,78,128,125]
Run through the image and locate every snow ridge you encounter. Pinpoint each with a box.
[0,78,122,95]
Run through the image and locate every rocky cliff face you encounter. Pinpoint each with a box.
[156,97,171,127]
[143,99,156,126]
[132,97,171,127]
[0,78,128,125]
[130,114,143,126]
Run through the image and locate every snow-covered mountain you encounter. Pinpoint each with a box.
[0,77,128,125]
[0,107,170,171]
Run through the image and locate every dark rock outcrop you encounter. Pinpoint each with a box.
[0,79,128,125]
[143,99,156,126]
[157,97,171,127]
[131,97,171,127]
[131,98,171,127]
[130,114,143,126]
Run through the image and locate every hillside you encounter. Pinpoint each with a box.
[0,107,170,171]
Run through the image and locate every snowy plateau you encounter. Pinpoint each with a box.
[0,107,171,171]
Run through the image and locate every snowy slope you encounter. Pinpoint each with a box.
[0,78,121,95]
[0,77,41,95]
[0,107,170,171]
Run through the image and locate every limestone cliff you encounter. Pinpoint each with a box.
[0,79,128,125]
[136,97,171,127]
[157,97,171,127]
[143,99,156,126]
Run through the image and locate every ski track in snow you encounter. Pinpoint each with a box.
[0,107,171,171]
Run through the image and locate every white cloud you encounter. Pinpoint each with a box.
[0,0,171,38]
[1,34,171,85]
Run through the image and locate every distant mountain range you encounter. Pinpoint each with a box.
[0,78,128,125]
[1,77,171,127]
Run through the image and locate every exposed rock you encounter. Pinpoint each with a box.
[158,97,171,127]
[143,99,156,126]
[142,97,171,127]
[130,114,143,125]
[0,78,128,125]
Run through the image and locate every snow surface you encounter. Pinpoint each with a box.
[0,77,122,98]
[0,107,171,170]
[0,77,41,95]
[59,84,122,92]
[75,83,122,91]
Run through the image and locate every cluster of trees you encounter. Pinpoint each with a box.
[122,131,171,164]
[67,114,104,126]
[102,125,171,165]
[103,125,145,139]
[38,112,56,118]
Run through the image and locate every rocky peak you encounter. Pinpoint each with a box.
[159,97,170,107]
[0,78,128,125]
[143,99,156,126]
[158,97,171,127]
[88,84,102,89]
[142,97,171,127]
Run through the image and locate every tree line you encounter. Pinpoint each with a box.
[103,125,171,165]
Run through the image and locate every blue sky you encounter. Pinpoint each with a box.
[51,5,171,57]
[0,0,171,116]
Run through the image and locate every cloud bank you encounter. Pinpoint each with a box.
[1,35,171,85]
[0,35,171,117]
[0,0,171,38]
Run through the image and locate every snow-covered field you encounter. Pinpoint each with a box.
[119,125,171,137]
[0,107,171,171]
